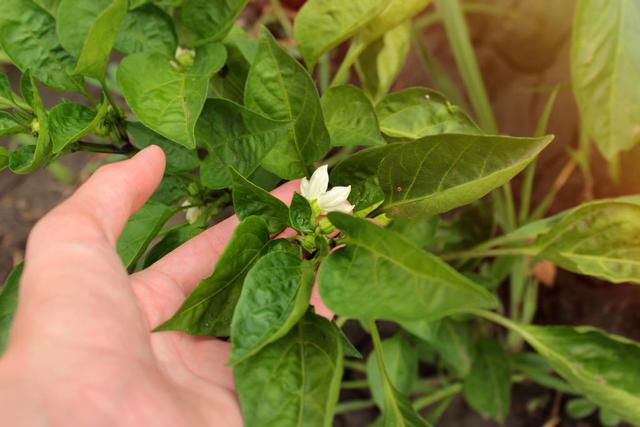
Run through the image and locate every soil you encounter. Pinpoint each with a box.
[2,1,639,426]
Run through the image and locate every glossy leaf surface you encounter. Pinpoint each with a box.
[318,214,497,321]
[230,252,314,364]
[49,102,109,153]
[117,43,227,148]
[182,0,248,43]
[234,310,343,427]
[244,30,329,179]
[155,217,270,337]
[231,169,289,234]
[321,85,385,147]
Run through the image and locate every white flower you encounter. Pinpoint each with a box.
[182,201,203,224]
[300,165,354,214]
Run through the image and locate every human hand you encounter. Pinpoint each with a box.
[0,146,330,426]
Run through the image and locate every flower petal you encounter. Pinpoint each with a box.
[307,165,329,199]
[317,185,350,210]
[327,202,354,214]
[300,177,311,199]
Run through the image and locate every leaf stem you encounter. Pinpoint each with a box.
[70,141,138,155]
[335,399,375,415]
[412,382,462,410]
[341,379,369,390]
[269,0,294,40]
[436,0,497,133]
[344,360,367,373]
[440,246,538,261]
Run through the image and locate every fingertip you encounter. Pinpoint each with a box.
[133,145,166,175]
[271,179,301,205]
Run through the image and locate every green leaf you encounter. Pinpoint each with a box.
[75,0,128,80]
[143,222,203,269]
[0,72,17,108]
[402,318,475,377]
[244,29,330,179]
[366,333,418,409]
[33,0,60,15]
[289,192,314,233]
[480,311,640,426]
[386,216,439,248]
[116,200,174,268]
[9,74,51,174]
[115,4,177,57]
[321,85,385,147]
[566,398,597,419]
[600,408,622,427]
[230,169,289,234]
[534,198,640,284]
[155,217,270,337]
[0,112,25,136]
[356,20,411,102]
[463,339,511,422]
[376,88,481,140]
[0,262,23,355]
[182,0,248,43]
[294,0,389,68]
[0,0,81,91]
[49,101,110,153]
[230,252,314,364]
[0,147,10,171]
[234,310,343,427]
[56,0,110,57]
[331,134,553,218]
[128,122,199,173]
[197,98,287,188]
[150,174,190,205]
[210,27,257,103]
[571,0,640,160]
[318,213,497,321]
[117,43,227,148]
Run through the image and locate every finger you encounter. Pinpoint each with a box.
[11,147,165,351]
[138,180,300,294]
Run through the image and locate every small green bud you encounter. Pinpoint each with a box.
[187,182,199,196]
[318,217,335,234]
[30,118,39,134]
[297,234,317,252]
[175,47,195,69]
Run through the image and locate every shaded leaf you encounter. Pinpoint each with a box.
[75,0,128,80]
[535,198,640,284]
[571,0,640,159]
[0,0,81,90]
[115,4,177,57]
[331,134,553,218]
[0,112,25,136]
[366,333,418,409]
[197,98,287,188]
[116,200,174,268]
[566,398,597,419]
[230,252,314,364]
[182,0,248,43]
[0,147,10,171]
[244,29,329,179]
[356,20,411,102]
[0,263,23,355]
[235,310,343,427]
[128,121,199,173]
[318,213,497,321]
[49,101,110,153]
[294,0,389,68]
[143,222,203,268]
[155,217,270,337]
[321,85,385,147]
[117,43,227,148]
[289,192,314,233]
[463,339,511,422]
[230,169,289,234]
[376,88,481,139]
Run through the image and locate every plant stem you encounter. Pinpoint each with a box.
[412,383,462,410]
[335,399,375,415]
[341,379,369,390]
[529,157,577,221]
[270,0,294,40]
[437,0,497,133]
[440,246,538,261]
[335,316,349,328]
[331,43,362,87]
[318,53,330,94]
[344,360,367,373]
[71,141,138,155]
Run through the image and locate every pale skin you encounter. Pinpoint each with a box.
[0,146,332,426]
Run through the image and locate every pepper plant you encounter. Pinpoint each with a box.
[1,0,640,425]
